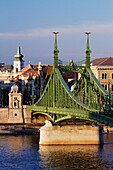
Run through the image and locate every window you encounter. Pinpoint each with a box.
[102,73,107,79]
[102,73,104,79]
[14,97,17,100]
[16,68,18,73]
[105,73,107,79]
[102,84,104,87]
[14,102,16,107]
[105,84,107,90]
[112,73,113,79]
[14,113,17,116]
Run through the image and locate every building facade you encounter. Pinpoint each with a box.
[91,57,113,94]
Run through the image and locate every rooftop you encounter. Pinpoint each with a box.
[91,57,113,66]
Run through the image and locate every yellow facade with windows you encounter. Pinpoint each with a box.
[91,57,113,94]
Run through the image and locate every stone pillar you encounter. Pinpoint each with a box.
[23,105,31,123]
[39,121,104,145]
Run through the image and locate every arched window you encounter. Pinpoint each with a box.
[105,73,107,79]
[102,73,104,79]
[14,102,16,107]
[16,68,18,73]
[102,73,107,79]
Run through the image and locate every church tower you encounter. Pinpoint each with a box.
[14,45,24,77]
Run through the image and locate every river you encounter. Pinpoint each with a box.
[0,134,113,170]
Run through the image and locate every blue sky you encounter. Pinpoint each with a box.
[0,0,113,66]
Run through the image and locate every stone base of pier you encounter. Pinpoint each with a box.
[39,121,104,145]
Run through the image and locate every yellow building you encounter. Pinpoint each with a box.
[91,57,113,94]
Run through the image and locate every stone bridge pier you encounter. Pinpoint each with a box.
[39,121,104,145]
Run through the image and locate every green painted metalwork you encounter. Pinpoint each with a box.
[35,68,96,111]
[85,32,91,68]
[28,105,113,126]
[60,59,85,67]
[73,68,110,110]
[27,32,113,126]
[53,32,59,68]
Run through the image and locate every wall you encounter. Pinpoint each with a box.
[8,108,23,123]
[23,105,31,123]
[0,108,8,123]
[32,115,49,124]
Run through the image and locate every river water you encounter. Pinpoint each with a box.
[0,134,113,170]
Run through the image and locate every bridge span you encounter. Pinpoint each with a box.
[27,32,113,128]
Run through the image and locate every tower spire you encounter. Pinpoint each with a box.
[14,44,24,61]
[17,44,21,55]
[53,32,59,68]
[85,32,91,68]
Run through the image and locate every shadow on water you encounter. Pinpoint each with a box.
[104,133,113,144]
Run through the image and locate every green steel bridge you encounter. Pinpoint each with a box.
[27,32,113,127]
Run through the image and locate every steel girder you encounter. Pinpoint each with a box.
[73,68,112,111]
[27,67,113,126]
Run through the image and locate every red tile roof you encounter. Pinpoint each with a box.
[91,57,113,66]
[14,65,37,78]
[19,64,33,73]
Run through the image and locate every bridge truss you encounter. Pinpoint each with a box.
[27,32,113,126]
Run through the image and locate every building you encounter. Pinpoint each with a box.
[0,84,32,124]
[0,64,13,83]
[0,63,13,106]
[91,57,113,94]
[8,84,23,123]
[13,61,49,104]
[0,43,50,106]
[14,45,24,77]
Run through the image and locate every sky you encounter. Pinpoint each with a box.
[0,0,113,66]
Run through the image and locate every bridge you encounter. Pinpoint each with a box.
[27,32,113,127]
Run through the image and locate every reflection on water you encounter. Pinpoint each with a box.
[39,145,112,170]
[0,134,113,169]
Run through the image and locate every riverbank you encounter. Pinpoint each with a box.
[0,123,113,135]
[0,123,44,135]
